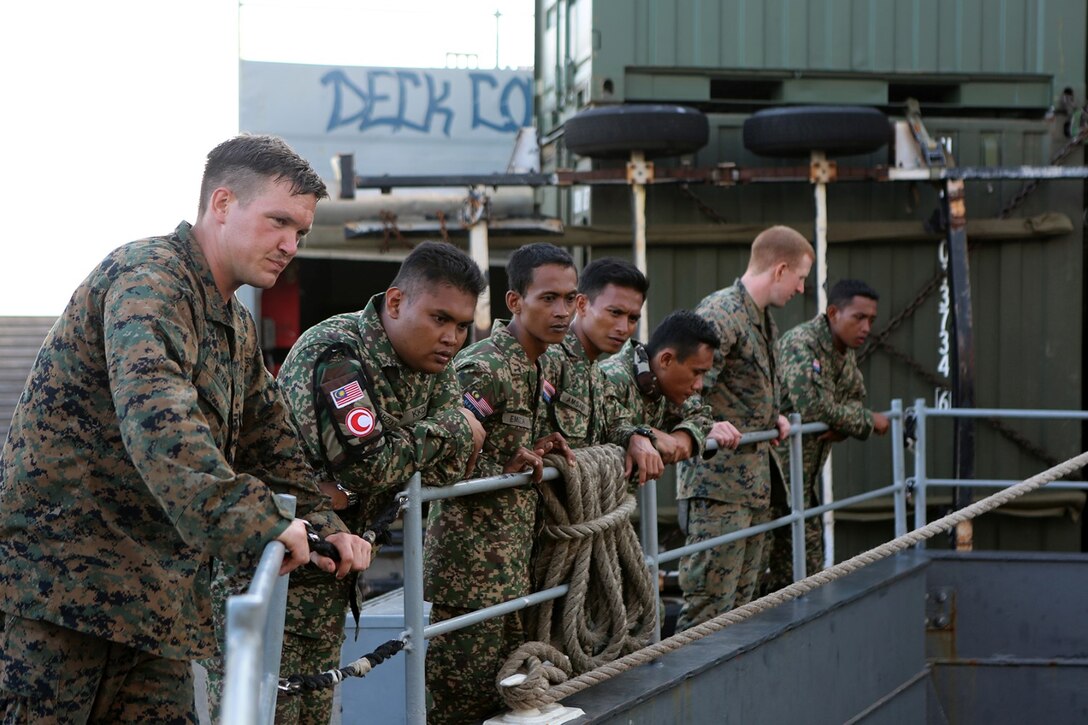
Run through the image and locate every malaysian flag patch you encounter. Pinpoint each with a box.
[541,378,556,404]
[331,380,365,409]
[812,359,822,375]
[463,390,494,420]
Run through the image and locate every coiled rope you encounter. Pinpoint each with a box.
[500,445,656,709]
[499,449,1088,711]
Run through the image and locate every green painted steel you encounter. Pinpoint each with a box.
[536,0,1088,559]
[538,0,1086,130]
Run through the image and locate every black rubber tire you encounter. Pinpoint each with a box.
[743,106,891,158]
[564,104,709,159]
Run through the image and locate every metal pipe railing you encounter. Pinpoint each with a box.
[396,400,913,718]
[222,494,296,725]
[908,400,1088,550]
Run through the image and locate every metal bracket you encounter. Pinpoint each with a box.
[714,161,738,186]
[809,157,838,184]
[925,586,955,630]
[626,158,655,184]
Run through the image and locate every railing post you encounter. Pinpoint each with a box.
[913,399,928,549]
[638,478,661,643]
[890,400,907,538]
[788,413,807,582]
[223,494,295,725]
[401,473,427,725]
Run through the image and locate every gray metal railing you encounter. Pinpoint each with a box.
[909,399,1088,547]
[222,494,296,725]
[398,400,913,723]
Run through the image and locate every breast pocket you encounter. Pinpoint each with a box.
[194,364,232,451]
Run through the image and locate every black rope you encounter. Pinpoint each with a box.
[279,638,407,695]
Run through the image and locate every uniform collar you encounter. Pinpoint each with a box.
[489,319,534,371]
[174,221,236,326]
[736,278,765,330]
[559,326,591,363]
[359,293,406,372]
[814,313,846,360]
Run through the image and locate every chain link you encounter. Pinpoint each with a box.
[680,184,729,225]
[998,126,1088,218]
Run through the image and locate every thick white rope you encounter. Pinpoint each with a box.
[505,449,1088,710]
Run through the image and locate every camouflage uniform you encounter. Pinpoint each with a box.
[0,223,341,722]
[271,293,474,724]
[675,280,785,631]
[763,313,876,592]
[540,328,631,448]
[423,320,551,725]
[598,339,714,453]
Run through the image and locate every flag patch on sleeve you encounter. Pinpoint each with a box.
[812,359,822,375]
[331,380,365,409]
[463,391,494,419]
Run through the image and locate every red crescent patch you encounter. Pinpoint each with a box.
[346,407,376,438]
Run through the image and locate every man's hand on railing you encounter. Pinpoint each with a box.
[708,420,742,450]
[872,412,891,435]
[533,432,576,467]
[276,518,320,575]
[323,532,373,579]
[625,435,665,485]
[654,429,692,464]
[773,414,791,445]
[504,446,547,483]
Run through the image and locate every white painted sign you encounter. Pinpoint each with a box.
[240,61,533,178]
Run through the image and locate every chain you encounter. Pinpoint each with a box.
[874,339,1061,467]
[859,270,944,364]
[680,184,729,225]
[436,210,450,244]
[998,126,1088,218]
[378,210,406,252]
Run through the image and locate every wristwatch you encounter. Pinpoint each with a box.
[336,483,360,508]
[632,425,657,444]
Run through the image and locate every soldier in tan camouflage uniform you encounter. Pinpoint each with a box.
[600,311,743,468]
[764,279,890,592]
[0,135,370,723]
[541,257,663,482]
[675,226,814,632]
[423,243,577,724]
[262,241,487,724]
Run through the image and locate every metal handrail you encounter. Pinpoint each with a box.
[398,402,912,723]
[910,399,1088,550]
[222,494,296,725]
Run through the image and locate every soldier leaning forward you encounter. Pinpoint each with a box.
[0,135,365,724]
[424,243,578,725]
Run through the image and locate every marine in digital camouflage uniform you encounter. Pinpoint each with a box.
[764,279,889,593]
[423,243,578,725]
[0,135,361,724]
[269,242,485,724]
[676,226,814,632]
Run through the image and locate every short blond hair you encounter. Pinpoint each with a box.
[748,226,814,274]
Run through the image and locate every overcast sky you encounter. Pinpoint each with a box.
[0,0,533,315]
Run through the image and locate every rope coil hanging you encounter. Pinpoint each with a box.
[498,449,1088,711]
[500,444,656,708]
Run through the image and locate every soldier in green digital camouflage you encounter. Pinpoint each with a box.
[423,242,577,725]
[0,135,370,723]
[763,279,890,592]
[267,241,487,724]
[540,257,664,482]
[675,226,814,632]
[600,311,743,469]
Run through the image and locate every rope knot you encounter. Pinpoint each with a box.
[496,642,572,711]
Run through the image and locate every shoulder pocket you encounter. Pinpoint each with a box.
[314,344,386,471]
